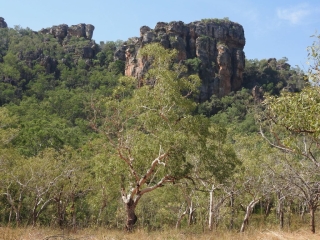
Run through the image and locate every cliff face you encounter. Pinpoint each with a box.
[39,23,95,41]
[36,23,97,71]
[0,17,7,28]
[116,19,246,100]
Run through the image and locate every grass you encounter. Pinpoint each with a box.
[1,227,320,240]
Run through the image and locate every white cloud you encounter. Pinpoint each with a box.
[277,4,311,24]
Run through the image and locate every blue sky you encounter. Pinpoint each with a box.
[1,0,320,70]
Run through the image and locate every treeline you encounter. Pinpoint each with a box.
[1,25,318,234]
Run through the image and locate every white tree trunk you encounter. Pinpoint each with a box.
[208,189,214,230]
[240,198,260,232]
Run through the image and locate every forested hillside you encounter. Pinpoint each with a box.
[1,18,319,235]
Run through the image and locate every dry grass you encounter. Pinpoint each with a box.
[0,227,320,240]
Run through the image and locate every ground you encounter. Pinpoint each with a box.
[1,227,320,240]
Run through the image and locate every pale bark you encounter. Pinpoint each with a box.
[187,200,196,226]
[120,150,175,230]
[208,189,214,230]
[240,198,260,232]
[277,192,284,229]
[206,184,231,230]
[176,208,188,229]
[4,192,22,226]
[31,198,52,227]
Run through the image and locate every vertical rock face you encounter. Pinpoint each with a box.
[39,23,95,40]
[68,23,95,39]
[0,17,8,28]
[117,19,246,100]
[38,23,97,61]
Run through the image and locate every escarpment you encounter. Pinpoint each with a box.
[39,23,95,41]
[116,19,246,100]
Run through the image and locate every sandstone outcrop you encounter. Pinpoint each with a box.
[0,17,8,28]
[116,19,246,100]
[39,23,95,41]
[39,23,97,62]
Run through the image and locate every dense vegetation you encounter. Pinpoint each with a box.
[1,24,319,235]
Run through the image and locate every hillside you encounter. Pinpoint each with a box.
[0,16,318,235]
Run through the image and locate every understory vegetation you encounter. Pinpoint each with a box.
[0,25,319,237]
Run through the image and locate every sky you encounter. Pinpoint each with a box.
[1,0,320,70]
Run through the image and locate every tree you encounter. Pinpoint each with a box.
[260,35,320,233]
[261,87,320,233]
[91,43,226,230]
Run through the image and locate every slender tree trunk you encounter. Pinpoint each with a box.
[176,208,187,229]
[15,210,20,227]
[300,203,305,222]
[97,186,107,225]
[54,191,65,228]
[288,201,292,228]
[125,198,137,231]
[230,192,234,230]
[279,208,284,229]
[32,199,39,227]
[264,199,272,218]
[57,201,64,228]
[6,195,21,227]
[15,202,22,227]
[208,189,214,230]
[188,201,196,226]
[277,192,284,229]
[7,207,12,227]
[240,199,260,232]
[309,205,316,234]
[72,205,76,231]
[70,194,76,231]
[32,211,37,227]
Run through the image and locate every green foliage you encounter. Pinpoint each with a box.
[263,86,320,146]
[0,22,317,233]
[185,58,202,73]
[92,44,236,212]
[107,60,125,75]
[98,40,124,67]
[198,89,258,134]
[243,58,306,94]
[307,34,320,84]
[0,107,19,146]
[201,18,231,24]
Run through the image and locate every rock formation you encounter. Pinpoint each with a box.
[116,19,246,100]
[39,23,95,41]
[38,23,97,64]
[0,17,8,28]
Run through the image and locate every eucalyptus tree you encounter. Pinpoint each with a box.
[90,43,232,230]
[261,86,320,233]
[229,133,275,232]
[260,36,320,233]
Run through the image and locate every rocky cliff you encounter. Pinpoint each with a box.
[0,17,7,28]
[39,23,95,41]
[116,19,246,100]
